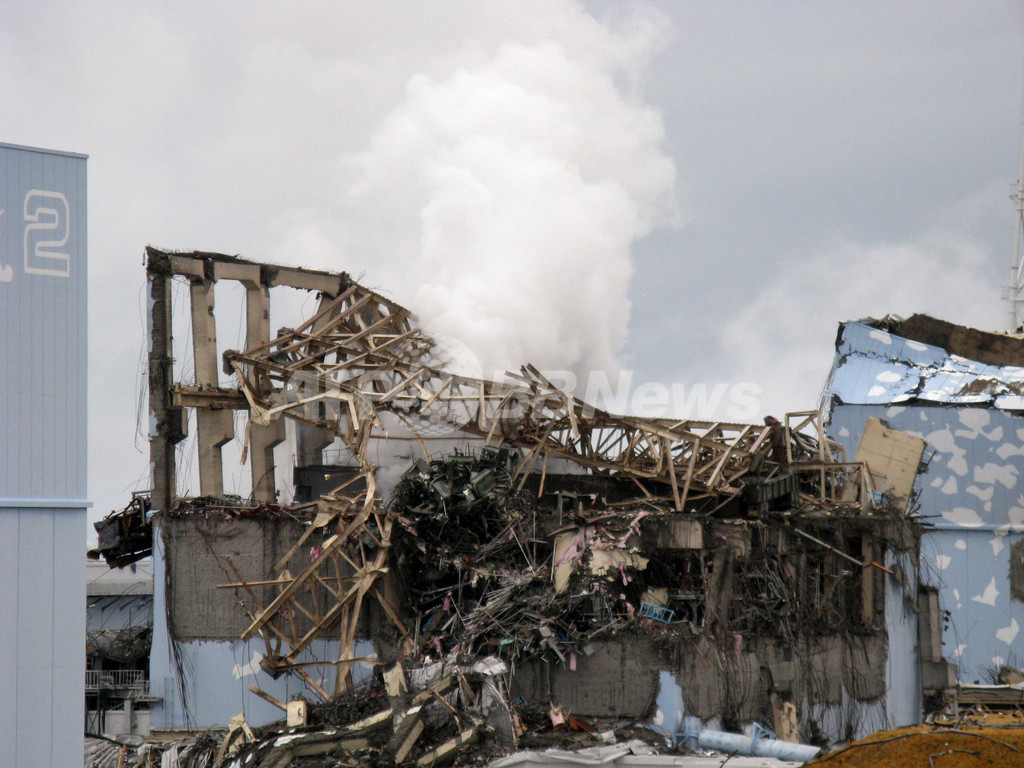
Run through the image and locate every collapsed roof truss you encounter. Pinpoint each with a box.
[148,248,869,515]
[224,286,809,510]
[147,249,878,693]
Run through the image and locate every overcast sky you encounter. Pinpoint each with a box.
[3,1,1023,527]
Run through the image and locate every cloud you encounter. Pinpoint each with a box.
[711,229,1002,419]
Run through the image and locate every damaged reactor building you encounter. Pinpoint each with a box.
[89,249,955,764]
[823,314,1024,709]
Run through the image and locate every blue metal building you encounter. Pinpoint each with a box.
[0,142,88,765]
[825,317,1024,687]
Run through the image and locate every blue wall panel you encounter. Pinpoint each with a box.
[0,511,19,759]
[0,143,87,767]
[885,549,922,727]
[1,143,87,500]
[830,404,1024,682]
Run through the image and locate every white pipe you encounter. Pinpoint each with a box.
[697,728,822,763]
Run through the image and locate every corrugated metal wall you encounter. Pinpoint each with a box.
[0,143,88,767]
[830,404,1024,684]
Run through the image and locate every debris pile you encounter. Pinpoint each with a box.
[89,657,523,767]
[89,494,154,567]
[235,664,504,767]
[85,733,220,768]
[389,447,586,667]
[207,433,912,752]
[390,447,528,563]
[165,495,315,521]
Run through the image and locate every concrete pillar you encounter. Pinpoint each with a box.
[297,424,335,467]
[189,278,234,497]
[245,283,287,501]
[861,534,875,625]
[148,263,185,514]
[917,586,942,662]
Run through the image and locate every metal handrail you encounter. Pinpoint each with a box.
[85,669,148,692]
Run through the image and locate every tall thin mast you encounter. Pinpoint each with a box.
[1006,67,1024,330]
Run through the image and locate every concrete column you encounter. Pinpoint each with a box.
[861,534,875,625]
[190,278,234,497]
[246,283,285,501]
[148,265,184,514]
[917,586,942,662]
[297,424,335,467]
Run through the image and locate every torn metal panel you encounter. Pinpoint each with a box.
[552,531,579,594]
[588,548,648,576]
[831,320,1024,408]
[877,313,1024,367]
[89,494,153,567]
[852,417,925,512]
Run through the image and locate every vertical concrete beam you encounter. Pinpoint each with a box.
[190,278,220,386]
[148,265,184,514]
[297,424,335,467]
[246,283,284,501]
[861,534,875,625]
[245,283,271,357]
[190,278,234,497]
[917,586,942,663]
[250,419,285,501]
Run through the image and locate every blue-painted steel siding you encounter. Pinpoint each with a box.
[830,404,1024,682]
[885,548,922,726]
[1,143,87,500]
[0,144,87,767]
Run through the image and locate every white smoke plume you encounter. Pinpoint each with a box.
[334,8,679,382]
[1,0,681,516]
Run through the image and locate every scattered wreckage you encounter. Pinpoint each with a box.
[88,250,935,765]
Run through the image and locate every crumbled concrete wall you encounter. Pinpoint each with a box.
[674,638,765,722]
[1010,538,1024,604]
[162,515,310,641]
[509,640,661,717]
[760,635,885,709]
[508,633,887,723]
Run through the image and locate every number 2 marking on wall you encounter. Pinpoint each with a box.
[24,190,70,278]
